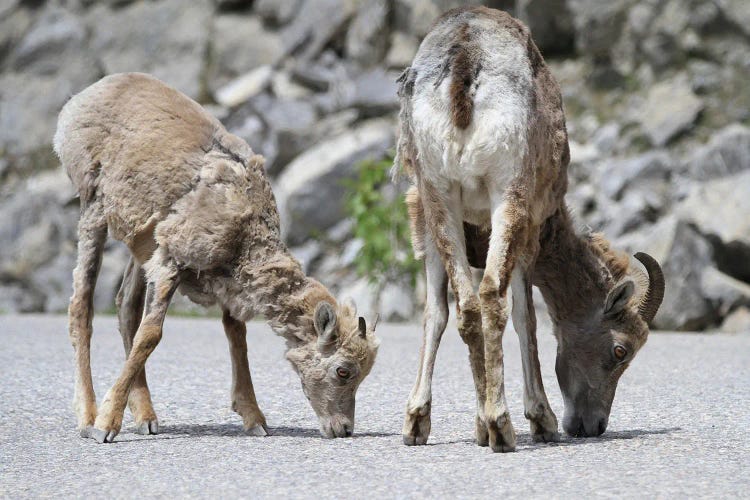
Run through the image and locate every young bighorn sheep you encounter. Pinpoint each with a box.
[54,73,379,443]
[396,7,664,452]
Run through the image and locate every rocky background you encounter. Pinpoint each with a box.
[0,0,748,332]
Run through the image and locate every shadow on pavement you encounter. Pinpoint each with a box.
[270,426,398,438]
[513,426,684,452]
[115,424,678,446]
[423,427,683,449]
[134,423,398,439]
[159,423,255,437]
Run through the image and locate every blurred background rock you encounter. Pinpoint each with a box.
[0,0,748,332]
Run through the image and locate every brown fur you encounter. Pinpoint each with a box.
[405,186,426,260]
[419,178,456,285]
[459,219,633,297]
[115,258,156,434]
[449,23,475,129]
[430,7,534,132]
[55,73,378,443]
[432,6,527,44]
[587,232,631,283]
[396,7,663,448]
[463,222,489,268]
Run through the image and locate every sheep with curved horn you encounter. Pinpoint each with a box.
[395,6,665,451]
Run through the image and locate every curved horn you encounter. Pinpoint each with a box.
[634,252,665,324]
[358,316,367,338]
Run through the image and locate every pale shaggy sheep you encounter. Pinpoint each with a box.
[54,72,379,443]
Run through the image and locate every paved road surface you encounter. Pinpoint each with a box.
[1,314,748,498]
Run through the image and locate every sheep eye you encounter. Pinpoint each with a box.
[336,367,350,379]
[614,345,627,361]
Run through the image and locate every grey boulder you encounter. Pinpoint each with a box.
[87,0,212,99]
[684,124,750,181]
[275,119,394,245]
[638,75,704,147]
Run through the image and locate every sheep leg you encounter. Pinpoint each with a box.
[418,178,488,446]
[402,228,448,445]
[68,201,107,433]
[510,265,559,443]
[222,310,268,436]
[116,257,159,435]
[479,191,525,453]
[83,250,179,443]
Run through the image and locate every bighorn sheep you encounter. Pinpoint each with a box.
[54,73,379,443]
[395,7,664,452]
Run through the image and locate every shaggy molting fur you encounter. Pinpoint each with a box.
[55,73,379,443]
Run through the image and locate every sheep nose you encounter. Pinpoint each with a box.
[564,414,608,437]
[582,415,608,437]
[333,419,353,438]
[563,415,584,437]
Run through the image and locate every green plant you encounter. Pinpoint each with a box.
[345,156,421,287]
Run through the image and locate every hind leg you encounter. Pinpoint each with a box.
[402,227,449,445]
[479,188,529,453]
[68,201,107,433]
[418,178,488,446]
[116,257,159,435]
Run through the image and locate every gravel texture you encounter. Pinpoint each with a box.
[1,314,748,498]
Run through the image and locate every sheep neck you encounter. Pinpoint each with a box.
[532,207,609,329]
[230,250,332,345]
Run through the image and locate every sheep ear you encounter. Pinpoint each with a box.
[604,280,635,317]
[314,301,337,349]
[342,296,357,316]
[358,317,367,338]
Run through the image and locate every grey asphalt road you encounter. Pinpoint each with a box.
[1,314,748,498]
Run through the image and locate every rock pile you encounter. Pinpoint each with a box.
[0,0,748,331]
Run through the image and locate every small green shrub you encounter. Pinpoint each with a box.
[345,156,420,287]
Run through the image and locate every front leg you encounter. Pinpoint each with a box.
[83,250,179,443]
[510,266,559,443]
[403,227,449,445]
[418,179,487,446]
[222,310,268,436]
